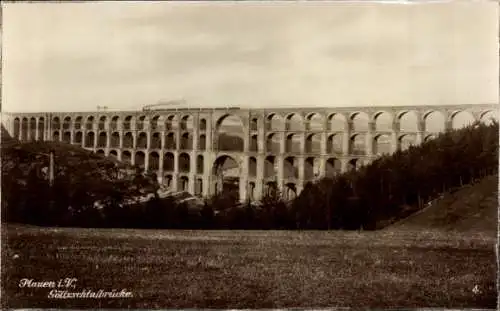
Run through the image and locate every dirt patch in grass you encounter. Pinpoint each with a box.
[1,225,496,308]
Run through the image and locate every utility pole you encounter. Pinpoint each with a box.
[49,149,55,187]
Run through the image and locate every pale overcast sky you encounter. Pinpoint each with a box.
[2,1,499,112]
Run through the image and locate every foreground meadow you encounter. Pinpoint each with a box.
[1,225,496,308]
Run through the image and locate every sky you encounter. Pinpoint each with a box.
[2,1,499,113]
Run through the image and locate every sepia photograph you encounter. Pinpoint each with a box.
[1,1,498,309]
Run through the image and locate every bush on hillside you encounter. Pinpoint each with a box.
[1,141,159,227]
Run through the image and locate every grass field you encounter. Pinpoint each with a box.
[1,224,496,309]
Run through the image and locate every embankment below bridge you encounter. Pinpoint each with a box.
[387,174,498,235]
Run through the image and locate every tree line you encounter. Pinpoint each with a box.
[292,120,499,229]
[2,121,498,230]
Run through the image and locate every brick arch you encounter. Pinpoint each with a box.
[97,131,107,147]
[349,111,369,131]
[150,115,162,130]
[163,152,175,172]
[98,115,108,130]
[283,156,299,179]
[199,134,207,150]
[74,131,83,145]
[397,110,419,132]
[449,110,475,129]
[305,112,325,131]
[122,150,132,165]
[165,132,176,149]
[180,132,193,150]
[449,109,468,120]
[179,114,194,131]
[264,180,279,197]
[327,112,347,131]
[85,131,95,148]
[285,112,304,131]
[164,174,174,189]
[62,131,71,143]
[135,151,146,169]
[424,134,437,142]
[199,118,207,131]
[213,152,243,165]
[179,175,190,192]
[248,156,257,177]
[283,183,297,201]
[349,111,369,120]
[51,116,61,130]
[62,116,72,130]
[13,117,20,139]
[150,132,162,149]
[215,114,245,152]
[196,155,204,174]
[165,114,178,130]
[305,133,321,153]
[372,111,394,131]
[52,130,60,142]
[215,113,245,131]
[74,116,83,129]
[178,152,191,173]
[398,133,417,151]
[349,133,366,155]
[110,116,120,130]
[212,154,241,197]
[285,133,301,153]
[347,158,359,171]
[123,115,134,130]
[249,117,259,131]
[479,110,498,125]
[373,133,392,155]
[136,115,148,131]
[85,115,96,130]
[325,157,342,177]
[110,132,120,148]
[327,133,343,154]
[123,132,134,148]
[423,110,445,133]
[423,109,445,120]
[250,134,258,152]
[248,181,256,201]
[480,109,498,120]
[266,113,284,131]
[304,156,320,180]
[266,133,281,154]
[372,110,394,122]
[137,132,148,149]
[149,151,160,171]
[396,109,418,120]
[29,117,37,140]
[264,155,277,178]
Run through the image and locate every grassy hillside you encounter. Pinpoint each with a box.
[388,174,498,234]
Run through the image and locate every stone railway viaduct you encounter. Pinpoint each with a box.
[3,103,497,202]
